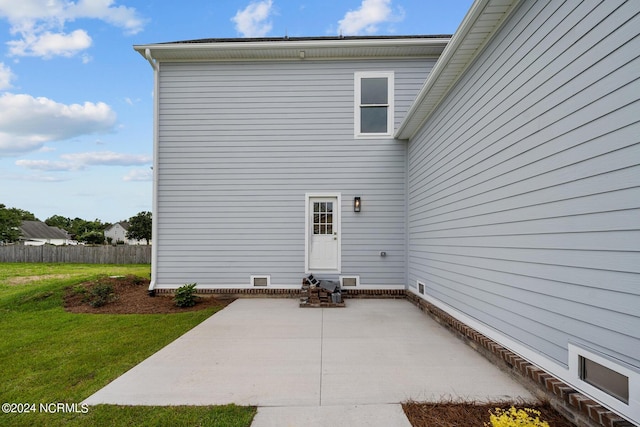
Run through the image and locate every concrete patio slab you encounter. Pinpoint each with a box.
[83,298,534,425]
[251,404,413,427]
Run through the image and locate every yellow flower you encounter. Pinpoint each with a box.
[484,406,550,427]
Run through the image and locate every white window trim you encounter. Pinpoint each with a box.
[568,343,639,423]
[304,192,342,274]
[354,71,394,138]
[250,275,271,287]
[340,275,360,287]
[417,280,425,295]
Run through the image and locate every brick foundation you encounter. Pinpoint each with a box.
[153,288,301,298]
[153,287,406,299]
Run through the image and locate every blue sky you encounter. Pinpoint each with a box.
[0,0,472,224]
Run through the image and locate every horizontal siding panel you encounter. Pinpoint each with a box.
[411,246,639,273]
[408,0,640,376]
[410,251,638,295]
[410,128,640,213]
[412,209,640,237]
[409,112,640,207]
[156,58,430,287]
[410,167,640,225]
[410,190,640,233]
[422,273,637,367]
[416,257,639,317]
[425,266,638,343]
[415,230,640,251]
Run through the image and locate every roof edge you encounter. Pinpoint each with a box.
[158,34,451,45]
[395,0,521,140]
[134,36,451,62]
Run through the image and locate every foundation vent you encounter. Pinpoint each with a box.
[251,275,270,287]
[340,276,359,287]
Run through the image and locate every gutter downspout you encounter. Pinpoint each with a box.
[144,48,158,72]
[145,48,159,293]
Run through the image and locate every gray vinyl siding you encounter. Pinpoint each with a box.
[156,58,433,287]
[407,0,640,372]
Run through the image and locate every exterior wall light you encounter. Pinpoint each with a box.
[354,197,361,212]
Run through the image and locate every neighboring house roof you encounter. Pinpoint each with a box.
[20,221,70,240]
[134,35,450,65]
[106,221,130,232]
[396,0,520,139]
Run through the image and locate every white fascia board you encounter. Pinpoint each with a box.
[395,0,520,140]
[134,37,448,62]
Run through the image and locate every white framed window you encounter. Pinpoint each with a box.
[354,71,394,138]
[417,280,425,295]
[568,343,639,423]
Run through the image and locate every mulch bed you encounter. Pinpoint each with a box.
[402,401,577,427]
[64,275,234,314]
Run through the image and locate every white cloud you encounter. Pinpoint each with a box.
[60,151,151,166]
[124,97,140,106]
[8,29,92,58]
[123,168,152,182]
[23,174,67,182]
[15,151,151,175]
[66,0,145,35]
[0,0,145,59]
[337,0,404,35]
[0,93,117,155]
[15,159,77,171]
[232,0,273,38]
[0,62,13,89]
[0,0,144,34]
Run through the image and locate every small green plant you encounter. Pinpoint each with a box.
[123,274,145,286]
[486,406,550,427]
[72,284,88,296]
[174,283,198,307]
[86,282,117,308]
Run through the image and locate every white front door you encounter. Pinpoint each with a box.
[307,196,340,271]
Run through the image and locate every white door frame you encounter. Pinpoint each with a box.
[305,193,341,274]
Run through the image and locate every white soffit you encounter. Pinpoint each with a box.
[134,37,450,63]
[395,0,521,140]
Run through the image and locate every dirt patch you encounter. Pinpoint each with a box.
[7,274,72,285]
[403,401,576,427]
[64,275,233,314]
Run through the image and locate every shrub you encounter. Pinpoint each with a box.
[174,283,198,307]
[486,406,550,427]
[125,275,145,286]
[86,283,117,308]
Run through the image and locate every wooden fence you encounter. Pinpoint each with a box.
[0,245,151,264]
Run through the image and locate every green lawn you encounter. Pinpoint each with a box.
[0,263,256,427]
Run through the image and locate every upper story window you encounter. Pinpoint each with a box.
[354,71,394,138]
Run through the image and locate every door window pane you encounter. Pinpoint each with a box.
[312,201,335,235]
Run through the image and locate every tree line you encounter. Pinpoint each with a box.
[0,204,151,245]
